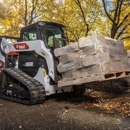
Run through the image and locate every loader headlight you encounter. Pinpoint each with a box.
[38,21,46,26]
[3,45,7,53]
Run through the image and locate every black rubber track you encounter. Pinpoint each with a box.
[0,68,46,105]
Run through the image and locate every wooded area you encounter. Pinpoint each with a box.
[0,0,130,49]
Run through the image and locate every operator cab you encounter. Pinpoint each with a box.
[20,21,66,50]
[19,21,66,81]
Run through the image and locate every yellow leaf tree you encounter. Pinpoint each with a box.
[40,0,102,41]
[0,0,103,41]
[0,0,47,36]
[101,0,130,40]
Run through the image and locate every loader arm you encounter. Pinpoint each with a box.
[1,38,55,81]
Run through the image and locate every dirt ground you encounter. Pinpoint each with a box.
[0,90,130,130]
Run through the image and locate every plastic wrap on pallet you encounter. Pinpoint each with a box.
[58,44,97,63]
[72,68,89,78]
[58,50,83,63]
[81,44,97,55]
[78,35,127,55]
[54,42,79,57]
[62,71,72,79]
[54,34,130,81]
[123,63,130,71]
[128,59,130,65]
[81,53,128,68]
[62,65,102,81]
[78,35,116,48]
[127,52,130,65]
[127,52,130,58]
[85,64,102,75]
[57,59,83,73]
[82,53,110,67]
[61,68,89,81]
[113,62,125,72]
[101,62,114,73]
[101,61,129,74]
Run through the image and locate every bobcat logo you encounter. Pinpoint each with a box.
[16,45,25,49]
[14,43,29,50]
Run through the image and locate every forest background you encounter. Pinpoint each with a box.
[0,0,130,50]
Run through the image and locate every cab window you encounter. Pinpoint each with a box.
[42,27,64,48]
[23,28,37,41]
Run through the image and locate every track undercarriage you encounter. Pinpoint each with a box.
[0,68,46,104]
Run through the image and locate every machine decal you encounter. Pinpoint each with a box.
[14,43,29,50]
[42,70,46,77]
[25,62,33,67]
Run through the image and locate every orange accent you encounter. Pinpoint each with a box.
[8,52,19,56]
[0,68,3,71]
[0,60,4,71]
[14,43,29,50]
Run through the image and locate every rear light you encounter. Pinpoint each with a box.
[8,52,19,56]
[14,43,29,50]
[3,45,8,53]
[0,60,4,71]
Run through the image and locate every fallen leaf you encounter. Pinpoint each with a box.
[19,126,22,129]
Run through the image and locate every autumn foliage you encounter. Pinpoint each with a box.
[0,0,130,48]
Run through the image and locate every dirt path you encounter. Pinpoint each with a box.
[0,91,130,130]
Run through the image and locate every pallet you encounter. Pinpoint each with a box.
[58,71,130,88]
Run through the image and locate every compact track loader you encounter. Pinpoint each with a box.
[0,21,129,104]
[0,21,86,104]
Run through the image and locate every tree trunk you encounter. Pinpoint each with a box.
[111,24,117,39]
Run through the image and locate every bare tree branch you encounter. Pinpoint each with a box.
[74,0,89,36]
[66,28,78,41]
[116,24,129,39]
[24,0,28,26]
[121,36,130,40]
[28,0,35,24]
[102,0,130,39]
[117,0,123,24]
[102,0,114,23]
[113,0,120,22]
[117,12,130,29]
